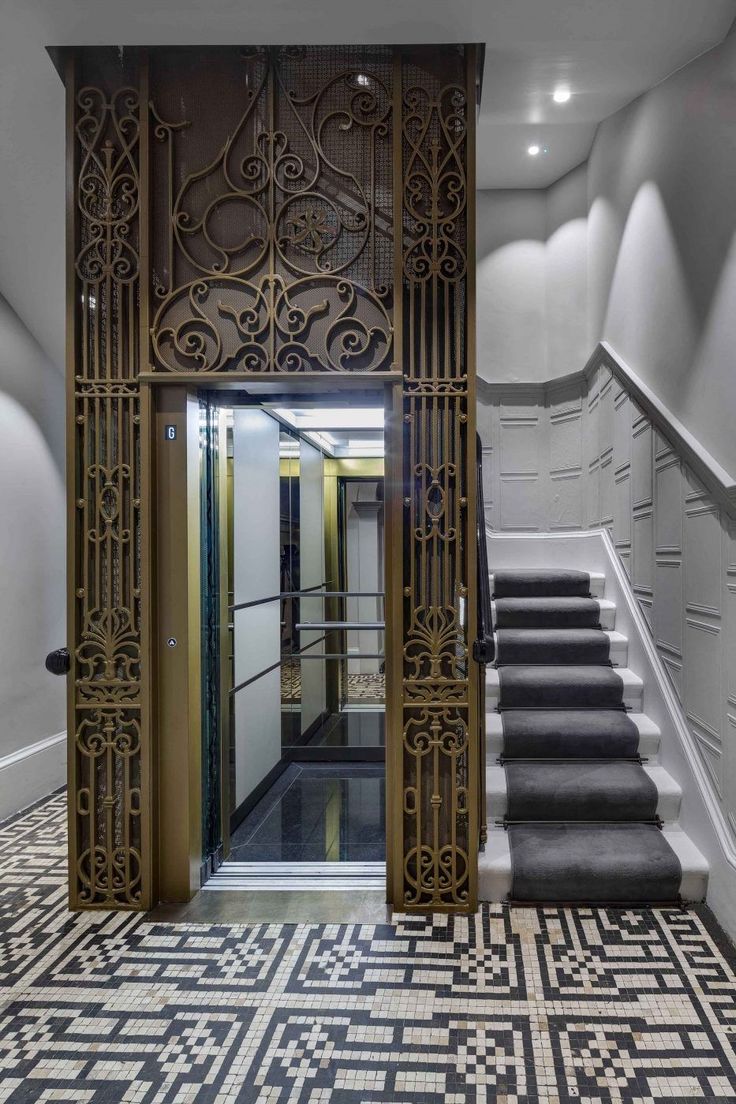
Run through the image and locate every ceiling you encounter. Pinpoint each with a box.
[1,0,734,369]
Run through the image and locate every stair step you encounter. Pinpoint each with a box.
[597,599,616,629]
[486,666,643,709]
[662,826,710,902]
[487,762,681,821]
[478,824,707,903]
[493,629,627,666]
[490,571,605,598]
[492,597,604,630]
[485,711,660,757]
[492,598,616,629]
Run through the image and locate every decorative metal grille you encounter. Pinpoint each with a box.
[399,47,477,908]
[149,47,394,375]
[66,44,477,912]
[68,50,148,907]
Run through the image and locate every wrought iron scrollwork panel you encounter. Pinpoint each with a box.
[69,52,146,909]
[68,44,476,913]
[399,47,476,910]
[149,47,394,374]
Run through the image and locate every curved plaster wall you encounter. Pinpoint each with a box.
[0,294,65,818]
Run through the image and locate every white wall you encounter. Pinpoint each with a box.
[546,165,588,379]
[0,293,66,821]
[478,27,736,480]
[588,27,736,479]
[477,190,547,383]
[476,163,588,384]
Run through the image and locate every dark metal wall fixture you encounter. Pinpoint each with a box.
[66,44,478,912]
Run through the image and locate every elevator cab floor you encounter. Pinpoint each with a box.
[229,763,385,863]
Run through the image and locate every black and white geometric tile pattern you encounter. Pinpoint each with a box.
[2,792,736,1101]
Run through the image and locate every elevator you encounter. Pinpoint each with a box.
[199,389,389,888]
[63,43,480,913]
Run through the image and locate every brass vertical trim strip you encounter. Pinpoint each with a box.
[384,380,405,908]
[65,52,80,908]
[385,46,405,908]
[155,387,203,901]
[217,408,232,859]
[323,459,340,715]
[464,44,480,911]
[138,53,154,907]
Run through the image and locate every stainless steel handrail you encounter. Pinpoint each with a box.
[296,621,385,631]
[230,588,385,613]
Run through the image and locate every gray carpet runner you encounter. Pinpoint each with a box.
[505,762,659,821]
[495,597,601,628]
[499,666,624,708]
[508,824,682,903]
[496,628,611,665]
[501,710,639,759]
[492,568,681,903]
[493,568,591,598]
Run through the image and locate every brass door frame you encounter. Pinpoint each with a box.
[152,377,401,903]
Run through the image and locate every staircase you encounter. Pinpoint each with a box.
[478,566,709,904]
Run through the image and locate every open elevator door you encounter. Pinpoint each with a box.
[197,387,390,894]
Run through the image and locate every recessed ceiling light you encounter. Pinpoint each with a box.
[528,144,541,157]
[553,87,571,104]
[272,407,384,430]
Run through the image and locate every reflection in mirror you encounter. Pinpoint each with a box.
[212,396,386,866]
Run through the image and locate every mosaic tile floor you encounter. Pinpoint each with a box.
[280,664,384,706]
[2,793,736,1102]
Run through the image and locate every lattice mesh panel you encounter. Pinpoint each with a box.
[149,46,394,374]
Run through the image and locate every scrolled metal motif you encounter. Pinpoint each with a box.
[69,57,146,909]
[150,47,393,372]
[399,49,476,909]
[68,45,476,914]
[152,273,393,374]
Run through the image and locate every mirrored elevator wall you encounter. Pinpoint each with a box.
[213,400,386,867]
[231,408,283,820]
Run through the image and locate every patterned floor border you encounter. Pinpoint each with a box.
[1,791,736,1102]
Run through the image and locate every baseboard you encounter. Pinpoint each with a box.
[0,730,66,824]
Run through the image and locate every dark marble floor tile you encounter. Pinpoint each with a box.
[229,761,386,862]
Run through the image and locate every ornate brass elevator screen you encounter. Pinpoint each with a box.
[66,45,478,911]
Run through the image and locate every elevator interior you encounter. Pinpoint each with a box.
[200,389,387,883]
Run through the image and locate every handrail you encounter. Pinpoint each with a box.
[473,432,494,665]
[230,588,385,613]
[473,432,492,852]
